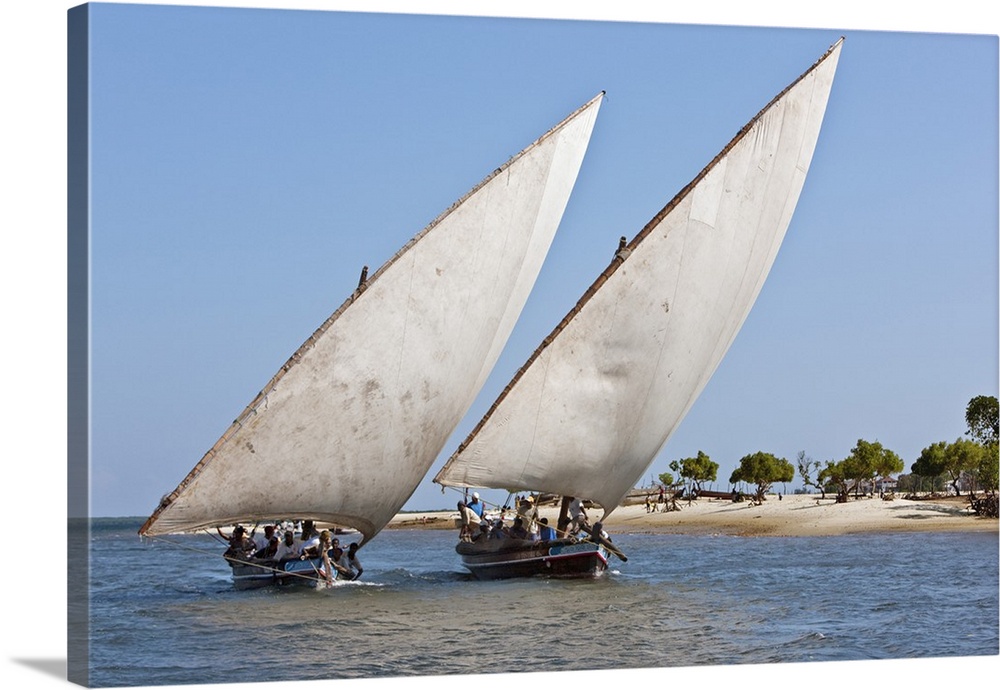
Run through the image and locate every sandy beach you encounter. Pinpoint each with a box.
[387,493,999,537]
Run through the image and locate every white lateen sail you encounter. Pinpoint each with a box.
[434,41,843,520]
[139,93,604,542]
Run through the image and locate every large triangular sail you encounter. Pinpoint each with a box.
[139,92,604,541]
[434,41,843,518]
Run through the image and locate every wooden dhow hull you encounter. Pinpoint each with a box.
[456,539,608,580]
[228,557,341,590]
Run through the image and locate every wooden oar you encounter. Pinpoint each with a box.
[589,522,628,562]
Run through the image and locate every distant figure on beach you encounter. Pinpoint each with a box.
[645,496,652,513]
[658,487,664,504]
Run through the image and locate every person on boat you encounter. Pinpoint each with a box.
[568,497,589,535]
[509,517,530,540]
[252,524,276,554]
[299,520,320,554]
[255,535,279,561]
[471,520,491,542]
[537,517,557,541]
[516,496,538,537]
[346,542,364,580]
[490,518,507,540]
[218,525,256,561]
[317,531,337,586]
[274,529,303,561]
[326,543,354,580]
[457,492,485,538]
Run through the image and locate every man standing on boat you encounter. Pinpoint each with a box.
[568,497,589,535]
[457,491,485,537]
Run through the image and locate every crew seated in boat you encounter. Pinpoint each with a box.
[218,525,256,561]
[328,544,354,579]
[299,520,321,554]
[509,517,530,540]
[254,535,279,561]
[470,520,491,542]
[251,524,277,555]
[273,530,303,561]
[346,542,364,580]
[537,517,557,541]
[490,518,508,539]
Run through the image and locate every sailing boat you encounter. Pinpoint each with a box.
[434,39,843,580]
[137,93,604,588]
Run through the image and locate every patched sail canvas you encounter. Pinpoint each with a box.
[435,41,843,519]
[140,93,604,541]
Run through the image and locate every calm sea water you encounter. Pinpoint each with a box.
[84,518,998,688]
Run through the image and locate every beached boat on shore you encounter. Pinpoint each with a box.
[137,94,604,587]
[435,40,843,580]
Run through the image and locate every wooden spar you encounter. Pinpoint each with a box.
[589,521,627,562]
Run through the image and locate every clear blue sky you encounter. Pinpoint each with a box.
[77,4,998,518]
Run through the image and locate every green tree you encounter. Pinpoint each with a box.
[657,471,675,487]
[909,443,950,495]
[974,448,999,495]
[729,451,794,503]
[669,450,719,494]
[851,439,904,496]
[912,441,948,485]
[817,459,852,502]
[966,395,999,446]
[820,439,903,502]
[796,450,824,496]
[943,437,987,496]
[915,438,988,496]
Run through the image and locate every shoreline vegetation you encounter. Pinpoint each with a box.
[385,493,999,537]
